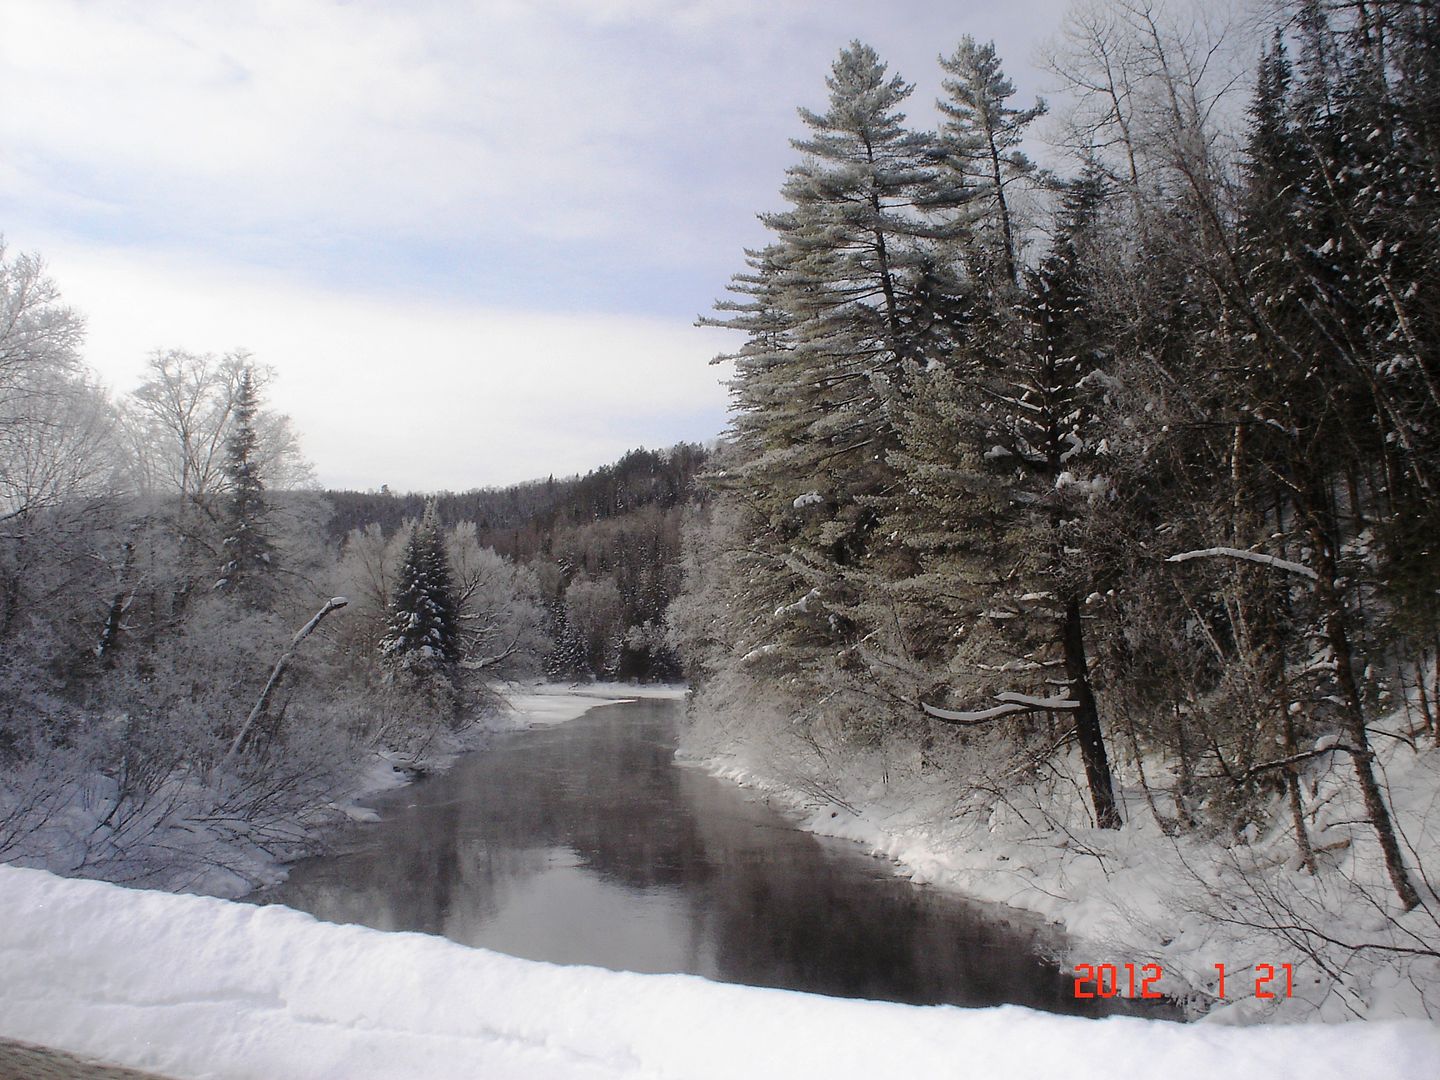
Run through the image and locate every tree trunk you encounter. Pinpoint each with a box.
[1308,524,1422,910]
[1413,653,1434,739]
[222,596,348,770]
[1062,596,1121,828]
[1281,687,1318,874]
[1174,700,1197,827]
[95,541,136,667]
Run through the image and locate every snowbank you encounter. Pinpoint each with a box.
[499,682,687,728]
[690,718,1440,1023]
[1,864,1435,1080]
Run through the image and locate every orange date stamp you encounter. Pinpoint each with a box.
[1073,962,1295,1000]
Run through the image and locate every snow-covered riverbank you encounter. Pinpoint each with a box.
[2,862,1436,1080]
[683,708,1440,1024]
[0,682,682,901]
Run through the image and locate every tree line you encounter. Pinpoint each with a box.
[0,257,555,888]
[325,443,708,682]
[673,0,1440,927]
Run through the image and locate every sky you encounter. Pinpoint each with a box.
[1,0,1075,491]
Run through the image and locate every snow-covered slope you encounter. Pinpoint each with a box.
[1,865,1436,1080]
[689,710,1440,1022]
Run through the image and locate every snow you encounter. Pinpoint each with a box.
[923,692,1079,724]
[1,864,1436,1080]
[691,703,1440,1025]
[996,691,1077,708]
[1054,471,1111,500]
[1166,546,1319,581]
[774,588,820,618]
[500,682,687,728]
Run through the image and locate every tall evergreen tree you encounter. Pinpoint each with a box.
[887,169,1121,827]
[937,37,1047,286]
[380,500,460,675]
[699,44,970,708]
[216,367,275,607]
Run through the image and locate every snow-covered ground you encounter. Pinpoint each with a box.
[686,710,1440,1024]
[6,683,1437,1076]
[2,863,1436,1080]
[499,682,687,728]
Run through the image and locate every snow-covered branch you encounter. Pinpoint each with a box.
[921,691,1079,725]
[223,597,349,768]
[1234,741,1361,783]
[1165,546,1318,581]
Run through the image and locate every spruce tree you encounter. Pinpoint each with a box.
[216,367,276,607]
[380,500,460,676]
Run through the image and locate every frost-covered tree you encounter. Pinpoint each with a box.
[543,601,589,681]
[216,368,275,606]
[445,521,546,678]
[124,351,311,509]
[708,43,969,492]
[937,37,1046,285]
[1183,0,1439,909]
[0,245,125,657]
[380,500,460,676]
[0,241,92,525]
[886,169,1121,827]
[697,44,973,724]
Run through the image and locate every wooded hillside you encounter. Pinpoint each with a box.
[325,443,709,681]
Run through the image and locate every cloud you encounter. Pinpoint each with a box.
[36,239,733,491]
[2,0,740,246]
[0,1,1068,265]
[0,0,1082,487]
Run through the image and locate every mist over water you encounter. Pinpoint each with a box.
[262,698,1173,1017]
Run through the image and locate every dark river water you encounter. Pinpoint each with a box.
[260,697,1172,1017]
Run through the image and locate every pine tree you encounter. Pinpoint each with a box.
[216,367,276,607]
[380,500,460,676]
[937,37,1046,286]
[698,44,970,709]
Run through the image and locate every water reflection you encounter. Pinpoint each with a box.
[259,699,1173,1017]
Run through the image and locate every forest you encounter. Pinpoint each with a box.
[0,278,701,889]
[3,0,1439,1024]
[324,442,707,681]
[670,0,1440,1013]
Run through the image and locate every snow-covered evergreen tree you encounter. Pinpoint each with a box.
[697,43,972,731]
[936,36,1046,286]
[884,169,1121,826]
[380,500,460,676]
[215,367,275,607]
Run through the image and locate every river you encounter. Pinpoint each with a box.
[260,696,1171,1017]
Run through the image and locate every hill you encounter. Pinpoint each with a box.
[323,444,709,681]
